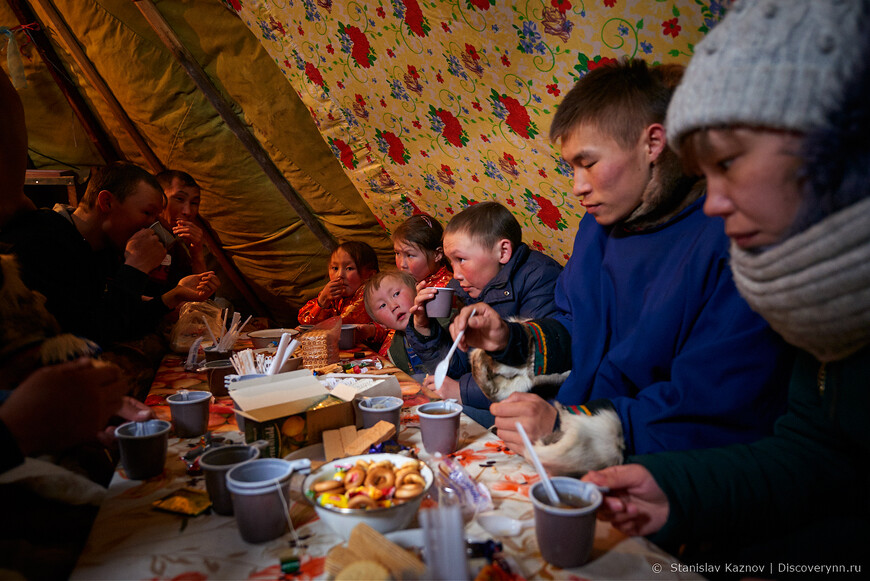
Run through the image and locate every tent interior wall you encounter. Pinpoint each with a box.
[1,0,716,325]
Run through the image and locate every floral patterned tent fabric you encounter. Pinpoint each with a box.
[228,0,723,261]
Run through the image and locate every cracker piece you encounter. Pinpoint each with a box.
[348,523,426,579]
[325,545,366,576]
[335,560,392,580]
[322,428,344,462]
[344,421,396,456]
[339,425,358,452]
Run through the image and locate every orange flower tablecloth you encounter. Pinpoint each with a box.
[72,350,700,580]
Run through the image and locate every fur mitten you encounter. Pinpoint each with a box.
[533,405,625,475]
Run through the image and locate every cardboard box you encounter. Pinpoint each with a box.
[229,370,401,457]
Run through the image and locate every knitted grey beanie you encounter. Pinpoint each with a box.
[666,0,866,151]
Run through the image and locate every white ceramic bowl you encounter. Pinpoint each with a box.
[302,453,433,540]
[248,328,299,349]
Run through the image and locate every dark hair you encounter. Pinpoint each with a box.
[363,270,417,319]
[333,241,380,275]
[392,213,447,265]
[80,162,163,209]
[156,169,200,192]
[550,59,683,149]
[444,201,521,249]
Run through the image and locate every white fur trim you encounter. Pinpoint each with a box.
[532,406,624,475]
[469,347,570,402]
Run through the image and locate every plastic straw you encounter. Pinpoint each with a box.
[270,333,291,375]
[200,316,218,346]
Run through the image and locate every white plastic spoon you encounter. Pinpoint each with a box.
[516,421,562,506]
[433,307,476,390]
[477,512,534,536]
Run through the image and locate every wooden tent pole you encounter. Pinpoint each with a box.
[6,0,120,164]
[132,0,337,253]
[27,0,272,318]
[29,0,164,173]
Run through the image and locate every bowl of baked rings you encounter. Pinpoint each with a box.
[303,453,433,539]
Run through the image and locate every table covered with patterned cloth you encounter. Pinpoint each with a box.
[72,348,700,580]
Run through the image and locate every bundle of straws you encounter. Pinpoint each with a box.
[229,333,299,376]
[201,309,252,352]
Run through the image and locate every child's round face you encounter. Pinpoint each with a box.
[560,123,650,226]
[394,240,441,282]
[329,248,370,297]
[369,277,416,330]
[695,128,804,249]
[443,231,506,299]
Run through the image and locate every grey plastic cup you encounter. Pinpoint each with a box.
[167,390,211,438]
[530,477,603,569]
[115,419,171,480]
[418,401,462,455]
[358,396,403,434]
[199,444,260,515]
[226,458,294,543]
[424,287,454,318]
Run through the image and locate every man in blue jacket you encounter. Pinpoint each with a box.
[449,59,792,472]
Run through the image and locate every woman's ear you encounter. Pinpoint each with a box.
[644,123,668,164]
[433,246,444,264]
[496,239,513,265]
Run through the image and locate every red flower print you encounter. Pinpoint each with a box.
[546,83,560,96]
[381,131,409,165]
[355,94,366,107]
[503,152,516,166]
[662,17,681,38]
[481,135,490,142]
[446,207,454,214]
[469,0,492,10]
[450,448,488,465]
[332,138,356,169]
[227,0,241,11]
[441,164,454,176]
[534,194,564,230]
[436,73,444,83]
[552,0,572,12]
[336,81,344,89]
[490,472,538,497]
[345,25,374,68]
[390,207,397,215]
[539,168,548,177]
[587,56,617,71]
[499,95,535,139]
[471,175,479,182]
[403,0,430,37]
[377,6,386,17]
[604,0,617,7]
[436,109,466,147]
[380,98,387,107]
[421,150,429,157]
[506,198,516,206]
[465,43,480,61]
[442,22,451,33]
[387,48,395,58]
[297,25,304,36]
[407,65,420,79]
[501,53,511,66]
[304,62,324,86]
[282,59,292,69]
[412,119,422,129]
[563,253,571,260]
[326,43,334,54]
[532,240,546,253]
[472,101,482,111]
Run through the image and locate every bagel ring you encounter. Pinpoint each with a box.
[394,483,424,499]
[313,478,344,493]
[347,494,378,509]
[364,465,396,490]
[394,466,416,484]
[343,466,366,487]
[401,472,426,486]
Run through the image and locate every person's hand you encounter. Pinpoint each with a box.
[582,464,670,537]
[317,278,346,308]
[0,358,129,456]
[422,374,460,401]
[172,219,203,252]
[410,282,438,335]
[449,303,509,352]
[97,396,154,447]
[124,228,167,273]
[162,271,220,309]
[490,392,558,454]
